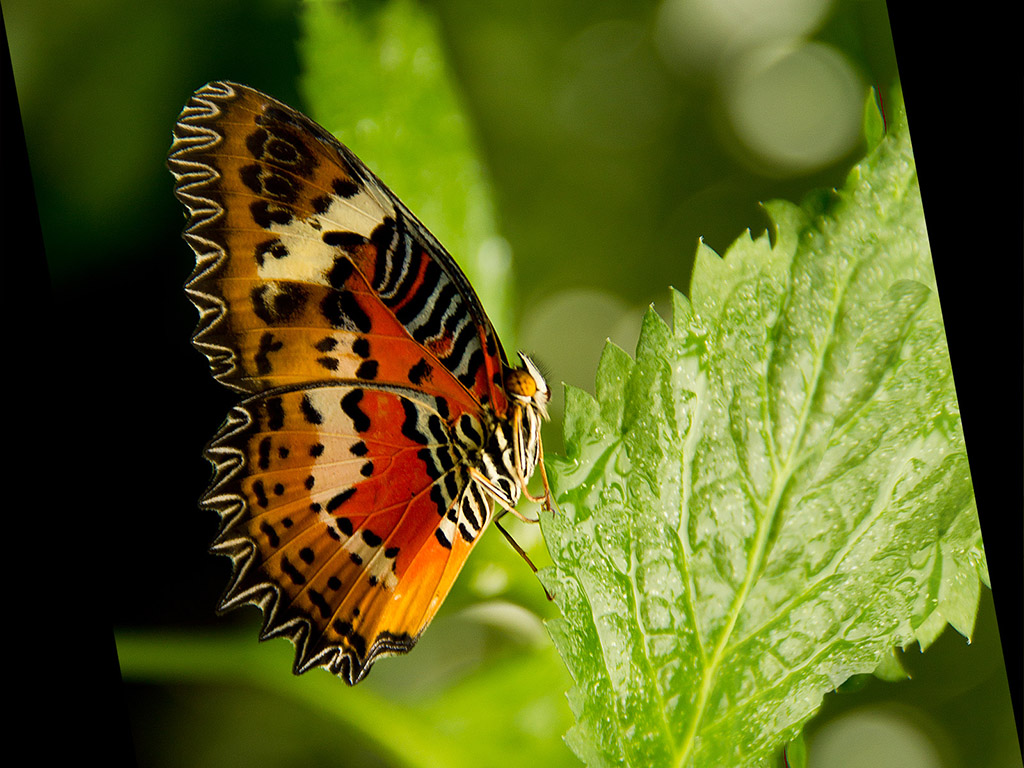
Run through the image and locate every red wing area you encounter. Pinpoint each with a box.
[168,81,508,416]
[206,383,493,684]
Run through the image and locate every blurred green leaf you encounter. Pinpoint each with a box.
[871,649,911,683]
[117,628,578,768]
[298,0,514,343]
[863,86,886,152]
[539,85,986,768]
[783,734,807,768]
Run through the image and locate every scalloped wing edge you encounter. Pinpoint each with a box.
[168,80,510,397]
[167,81,251,392]
[199,401,421,685]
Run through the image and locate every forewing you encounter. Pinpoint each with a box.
[207,383,495,684]
[168,80,508,414]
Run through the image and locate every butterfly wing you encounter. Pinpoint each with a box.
[169,81,505,682]
[168,81,508,414]
[208,383,494,684]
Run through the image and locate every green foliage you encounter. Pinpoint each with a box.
[862,87,886,153]
[539,87,987,768]
[120,3,575,766]
[117,629,575,768]
[299,0,514,342]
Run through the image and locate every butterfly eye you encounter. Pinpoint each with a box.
[505,368,539,399]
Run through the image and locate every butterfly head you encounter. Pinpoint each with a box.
[505,352,550,420]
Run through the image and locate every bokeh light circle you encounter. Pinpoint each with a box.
[723,41,863,173]
[655,0,834,77]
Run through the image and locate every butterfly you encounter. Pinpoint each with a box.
[168,81,553,685]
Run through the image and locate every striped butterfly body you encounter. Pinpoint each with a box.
[168,81,550,684]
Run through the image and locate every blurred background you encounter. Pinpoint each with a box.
[4,0,1019,766]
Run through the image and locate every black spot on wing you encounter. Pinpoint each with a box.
[459,414,482,446]
[258,437,272,470]
[430,485,446,516]
[327,487,356,513]
[434,397,449,421]
[265,397,285,430]
[443,472,459,502]
[352,337,370,358]
[323,231,369,248]
[333,178,359,198]
[252,284,308,324]
[400,399,429,445]
[259,520,279,547]
[315,337,338,352]
[300,394,323,425]
[408,358,432,385]
[308,588,332,619]
[325,256,354,289]
[245,128,269,157]
[254,332,283,375]
[461,501,479,531]
[322,290,372,333]
[253,480,269,508]
[458,348,486,388]
[280,556,306,585]
[340,389,370,432]
[254,237,288,268]
[356,360,378,380]
[250,200,293,228]
[333,619,353,637]
[240,164,298,203]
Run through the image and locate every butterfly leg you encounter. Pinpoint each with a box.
[469,472,549,596]
[493,512,553,601]
[533,435,560,516]
[511,407,559,515]
[468,466,538,523]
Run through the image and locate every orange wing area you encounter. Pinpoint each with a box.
[208,382,493,684]
[168,81,508,416]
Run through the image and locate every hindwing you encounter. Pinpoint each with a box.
[207,383,495,683]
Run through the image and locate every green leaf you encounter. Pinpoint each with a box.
[863,86,886,153]
[782,734,807,768]
[539,85,985,768]
[115,628,577,768]
[871,650,910,683]
[298,0,513,342]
